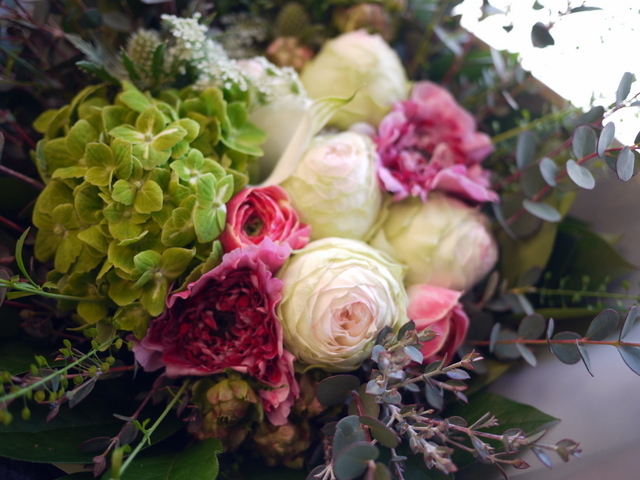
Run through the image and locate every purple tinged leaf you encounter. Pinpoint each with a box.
[79,437,112,453]
[597,122,615,158]
[425,382,444,410]
[403,346,423,364]
[445,369,470,380]
[489,322,501,353]
[551,332,582,364]
[119,421,138,445]
[68,376,97,408]
[620,306,638,340]
[531,447,553,468]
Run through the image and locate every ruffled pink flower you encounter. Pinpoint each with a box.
[375,81,498,204]
[133,239,299,425]
[220,186,310,253]
[407,284,470,364]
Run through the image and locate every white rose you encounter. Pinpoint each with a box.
[281,131,382,240]
[300,30,409,129]
[277,238,408,372]
[369,194,498,291]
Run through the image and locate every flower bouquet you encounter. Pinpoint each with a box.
[0,1,638,479]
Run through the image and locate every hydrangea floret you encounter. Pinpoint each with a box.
[31,81,265,335]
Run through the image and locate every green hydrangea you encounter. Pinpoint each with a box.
[31,81,265,336]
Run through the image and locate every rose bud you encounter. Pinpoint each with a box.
[220,186,310,252]
[281,132,382,241]
[369,194,498,291]
[277,238,408,372]
[253,420,312,469]
[206,376,260,422]
[300,30,409,129]
[407,284,470,364]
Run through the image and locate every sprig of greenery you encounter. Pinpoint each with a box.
[107,379,191,480]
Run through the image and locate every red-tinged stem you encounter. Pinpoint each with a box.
[9,122,36,149]
[505,145,639,226]
[3,300,34,309]
[0,214,25,233]
[350,390,372,442]
[0,165,44,191]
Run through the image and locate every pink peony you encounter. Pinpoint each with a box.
[407,284,470,364]
[220,186,310,253]
[375,81,498,204]
[133,239,299,425]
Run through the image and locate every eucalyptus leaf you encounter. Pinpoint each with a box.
[334,442,379,480]
[317,375,360,406]
[516,131,537,170]
[566,160,595,189]
[518,313,546,339]
[539,157,558,186]
[597,122,615,158]
[585,309,619,341]
[618,345,640,376]
[550,332,581,364]
[572,125,596,159]
[576,342,593,377]
[616,72,634,106]
[333,416,365,456]
[359,416,399,448]
[620,306,638,340]
[515,343,536,367]
[494,330,521,360]
[522,199,561,222]
[616,146,635,182]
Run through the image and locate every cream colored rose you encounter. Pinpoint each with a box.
[369,194,498,291]
[277,238,408,372]
[281,131,382,240]
[300,30,409,129]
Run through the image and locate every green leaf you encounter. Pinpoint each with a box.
[161,208,195,247]
[151,43,167,83]
[121,49,140,81]
[32,109,59,134]
[214,175,234,206]
[108,274,142,306]
[585,309,619,340]
[193,207,224,243]
[334,442,379,480]
[120,81,152,113]
[77,62,119,85]
[550,332,582,364]
[176,119,200,143]
[359,416,399,448]
[616,72,635,106]
[516,131,537,170]
[196,173,216,207]
[522,199,562,222]
[15,228,36,286]
[114,438,222,480]
[134,250,162,273]
[566,160,595,190]
[137,107,166,136]
[67,119,98,158]
[444,391,558,470]
[317,375,360,406]
[112,179,137,205]
[160,248,195,280]
[597,122,615,158]
[110,125,145,144]
[517,313,545,339]
[572,125,596,159]
[140,278,168,316]
[135,180,164,214]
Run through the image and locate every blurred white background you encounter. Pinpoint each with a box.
[455,2,640,478]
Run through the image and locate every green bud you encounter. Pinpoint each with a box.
[84,328,98,338]
[115,338,124,350]
[26,389,33,400]
[21,407,31,420]
[57,388,65,398]
[127,341,135,351]
[34,390,46,403]
[73,375,83,386]
[48,391,57,402]
[60,348,72,358]
[30,364,39,376]
[2,411,13,426]
[35,355,47,367]
[101,363,110,373]
[91,340,100,350]
[61,376,69,389]
[106,356,116,365]
[63,339,72,349]
[88,366,98,377]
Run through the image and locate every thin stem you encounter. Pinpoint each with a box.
[114,380,190,480]
[515,286,640,301]
[0,279,105,303]
[0,165,44,191]
[0,214,25,233]
[491,107,580,147]
[468,337,637,347]
[0,337,115,406]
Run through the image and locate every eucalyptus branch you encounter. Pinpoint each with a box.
[0,337,115,408]
[505,145,640,226]
[110,379,191,480]
[469,337,639,347]
[514,286,640,302]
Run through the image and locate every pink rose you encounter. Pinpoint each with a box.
[375,81,498,204]
[220,186,310,253]
[133,239,299,425]
[407,284,469,364]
